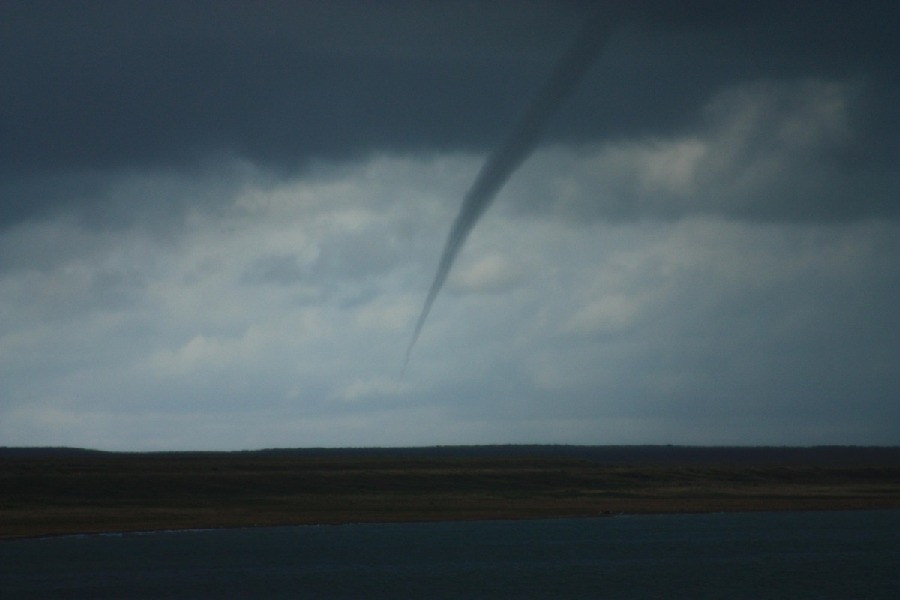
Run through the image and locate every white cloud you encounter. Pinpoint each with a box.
[353,297,415,332]
[449,252,527,294]
[335,377,413,404]
[562,293,643,335]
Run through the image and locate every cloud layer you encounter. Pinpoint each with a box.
[1,1,898,449]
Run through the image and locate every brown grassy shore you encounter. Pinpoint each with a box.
[2,446,899,540]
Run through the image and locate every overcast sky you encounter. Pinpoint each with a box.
[2,1,899,450]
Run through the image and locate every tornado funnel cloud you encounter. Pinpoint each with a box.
[405,10,617,367]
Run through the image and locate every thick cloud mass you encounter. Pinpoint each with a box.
[1,1,898,449]
[4,0,898,226]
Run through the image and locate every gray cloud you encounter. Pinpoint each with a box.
[1,2,899,450]
[1,162,898,448]
[241,255,307,287]
[504,78,899,223]
[3,1,898,228]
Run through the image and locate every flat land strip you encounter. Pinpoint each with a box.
[2,446,899,539]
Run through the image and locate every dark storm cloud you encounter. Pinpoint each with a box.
[0,1,577,173]
[1,0,898,227]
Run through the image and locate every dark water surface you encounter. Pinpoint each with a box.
[2,511,898,598]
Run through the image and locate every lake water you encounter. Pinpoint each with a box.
[2,510,898,598]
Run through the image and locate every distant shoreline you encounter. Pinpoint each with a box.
[4,445,899,540]
[7,506,900,543]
